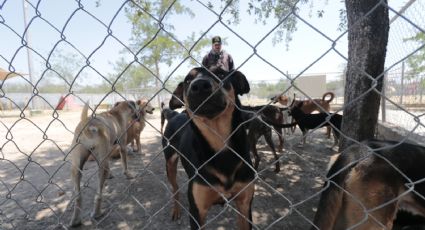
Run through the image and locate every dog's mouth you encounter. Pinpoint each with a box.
[187,91,227,119]
[146,108,154,114]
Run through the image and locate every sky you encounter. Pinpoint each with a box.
[0,0,415,88]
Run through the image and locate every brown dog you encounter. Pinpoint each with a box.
[312,140,425,229]
[69,101,139,227]
[272,92,334,136]
[127,99,154,154]
[87,99,154,160]
[112,99,154,157]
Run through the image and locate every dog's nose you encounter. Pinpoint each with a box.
[189,79,212,95]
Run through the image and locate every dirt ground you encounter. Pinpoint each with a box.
[0,110,337,229]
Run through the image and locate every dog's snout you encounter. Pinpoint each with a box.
[189,79,212,95]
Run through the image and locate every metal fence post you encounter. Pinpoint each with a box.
[381,71,387,122]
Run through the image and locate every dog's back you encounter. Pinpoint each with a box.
[162,113,189,159]
[290,104,341,130]
[312,140,425,229]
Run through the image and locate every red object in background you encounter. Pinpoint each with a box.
[56,96,66,110]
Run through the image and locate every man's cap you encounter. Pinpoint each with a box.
[212,36,222,44]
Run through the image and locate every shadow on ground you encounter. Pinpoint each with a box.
[0,116,337,230]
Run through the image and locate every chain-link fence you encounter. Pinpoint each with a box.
[1,0,425,229]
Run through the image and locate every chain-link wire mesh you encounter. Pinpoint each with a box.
[1,0,425,229]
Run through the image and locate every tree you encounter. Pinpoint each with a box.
[405,32,425,75]
[116,0,211,106]
[405,32,425,103]
[216,0,389,149]
[42,48,87,88]
[339,0,389,149]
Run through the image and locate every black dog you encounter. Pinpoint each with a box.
[289,101,342,148]
[312,140,425,229]
[160,102,180,134]
[162,67,255,229]
[241,105,289,151]
[241,109,296,173]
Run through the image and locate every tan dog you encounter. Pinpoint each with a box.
[272,92,334,137]
[69,101,139,227]
[122,99,154,155]
[87,99,154,160]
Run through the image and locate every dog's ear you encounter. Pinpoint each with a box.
[169,82,185,110]
[296,101,303,108]
[127,100,137,109]
[136,99,141,105]
[230,71,250,95]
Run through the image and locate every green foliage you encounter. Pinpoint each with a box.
[113,0,211,91]
[250,79,288,98]
[43,48,87,85]
[326,79,343,92]
[404,32,425,89]
[405,32,425,76]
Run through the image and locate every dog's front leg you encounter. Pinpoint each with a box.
[234,183,254,230]
[264,131,280,173]
[276,128,284,152]
[331,129,339,151]
[135,134,142,154]
[299,129,308,147]
[189,181,220,229]
[166,153,181,220]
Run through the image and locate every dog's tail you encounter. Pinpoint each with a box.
[80,103,90,122]
[322,92,335,103]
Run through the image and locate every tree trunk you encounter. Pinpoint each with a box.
[339,0,389,150]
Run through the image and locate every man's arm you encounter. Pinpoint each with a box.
[228,54,234,71]
[202,54,209,68]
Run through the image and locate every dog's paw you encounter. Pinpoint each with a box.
[274,165,280,173]
[171,207,181,221]
[90,210,104,220]
[69,218,82,228]
[107,172,114,179]
[124,171,134,179]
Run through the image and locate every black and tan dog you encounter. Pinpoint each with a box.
[241,104,290,152]
[69,101,139,227]
[241,109,296,173]
[272,92,335,137]
[312,140,425,229]
[160,101,180,134]
[162,67,255,229]
[289,101,342,148]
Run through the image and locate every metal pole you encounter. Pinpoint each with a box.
[400,61,405,105]
[381,72,386,122]
[22,0,36,110]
